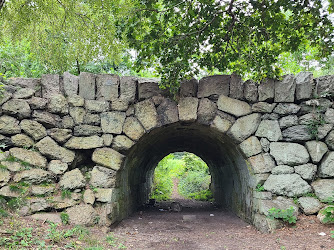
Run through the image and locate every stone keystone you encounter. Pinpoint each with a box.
[92,148,125,171]
[178,97,199,122]
[217,95,251,117]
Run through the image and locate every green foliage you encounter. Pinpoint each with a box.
[255,184,265,192]
[7,197,26,211]
[178,170,211,199]
[60,212,69,225]
[267,206,297,224]
[0,208,8,217]
[320,206,334,224]
[306,113,325,140]
[331,231,334,239]
[106,233,127,249]
[61,189,72,199]
[0,227,35,248]
[0,164,7,171]
[46,222,90,243]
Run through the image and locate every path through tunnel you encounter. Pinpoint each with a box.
[117,122,254,223]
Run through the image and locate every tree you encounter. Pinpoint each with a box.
[123,0,334,92]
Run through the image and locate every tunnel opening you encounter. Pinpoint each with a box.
[117,122,254,224]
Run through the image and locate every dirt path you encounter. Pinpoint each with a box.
[170,178,183,200]
[111,199,334,250]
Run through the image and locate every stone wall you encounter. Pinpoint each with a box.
[0,72,333,231]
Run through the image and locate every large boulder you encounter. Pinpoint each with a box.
[92,148,124,171]
[134,99,158,130]
[59,168,85,190]
[2,99,31,119]
[217,95,251,117]
[263,174,312,197]
[90,166,116,188]
[270,142,309,166]
[318,152,334,178]
[227,113,261,143]
[255,120,282,142]
[66,204,98,226]
[9,147,47,168]
[311,179,334,201]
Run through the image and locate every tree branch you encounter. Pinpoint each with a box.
[0,0,5,11]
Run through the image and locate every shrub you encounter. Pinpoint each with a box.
[267,207,297,224]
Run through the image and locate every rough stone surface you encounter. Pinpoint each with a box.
[85,100,109,113]
[20,119,47,140]
[210,115,232,133]
[239,136,262,157]
[63,72,79,96]
[198,75,230,99]
[13,88,35,99]
[243,80,258,103]
[2,99,31,119]
[120,76,137,103]
[249,153,275,174]
[271,165,294,175]
[270,142,309,166]
[28,97,48,109]
[325,130,334,150]
[11,134,34,147]
[298,197,323,215]
[84,113,100,125]
[35,137,75,164]
[101,112,126,134]
[279,115,298,129]
[0,186,21,197]
[66,204,98,226]
[65,136,104,149]
[48,160,68,175]
[317,206,334,224]
[180,79,198,97]
[263,174,312,197]
[305,141,328,163]
[252,102,276,113]
[9,147,47,168]
[95,188,114,203]
[0,169,10,187]
[273,103,300,115]
[48,95,68,115]
[96,74,119,101]
[41,74,60,99]
[282,125,312,142]
[32,110,61,128]
[102,134,113,146]
[138,78,162,100]
[48,128,72,143]
[84,189,95,205]
[295,72,313,101]
[315,75,334,96]
[92,148,124,171]
[178,97,199,122]
[255,120,282,142]
[157,99,179,126]
[318,124,333,140]
[253,214,283,233]
[69,107,86,125]
[311,179,334,201]
[274,74,296,102]
[318,152,334,178]
[258,78,275,102]
[256,196,299,217]
[68,95,84,107]
[294,163,317,180]
[260,138,270,152]
[62,116,74,128]
[59,169,85,190]
[229,74,243,100]
[79,72,96,100]
[197,98,216,125]
[31,185,55,196]
[0,116,21,135]
[324,108,334,124]
[112,135,134,151]
[90,166,116,188]
[217,95,251,117]
[134,100,158,130]
[123,116,145,141]
[227,113,261,143]
[13,169,51,184]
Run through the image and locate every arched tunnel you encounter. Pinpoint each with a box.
[117,122,254,223]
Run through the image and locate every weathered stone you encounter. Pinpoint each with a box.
[14,169,51,184]
[13,88,35,99]
[66,204,98,226]
[135,99,158,130]
[253,214,283,233]
[120,76,137,103]
[305,140,328,163]
[325,108,334,124]
[151,95,165,106]
[69,107,86,125]
[31,185,55,196]
[0,92,12,106]
[90,166,116,188]
[180,78,198,97]
[0,169,10,187]
[253,191,272,200]
[252,102,276,113]
[63,72,79,96]
[210,115,232,133]
[59,168,85,190]
[319,152,334,178]
[11,134,34,147]
[250,173,270,187]
[198,75,230,99]
[51,196,80,209]
[126,106,135,116]
[217,95,252,117]
[157,99,179,126]
[298,197,322,215]
[197,98,216,125]
[102,134,113,146]
[273,103,300,115]
[41,74,60,98]
[112,135,134,151]
[95,188,114,203]
[263,174,312,197]
[67,95,84,107]
[32,110,61,128]
[20,119,47,140]
[79,72,96,100]
[111,99,129,111]
[298,113,317,125]
[30,213,62,224]
[9,147,47,168]
[282,125,312,142]
[239,136,262,157]
[64,136,104,149]
[96,74,119,101]
[325,130,334,150]
[84,113,100,125]
[258,78,275,102]
[62,116,74,129]
[0,115,21,135]
[312,179,334,201]
[1,161,23,172]
[84,189,95,205]
[228,113,261,143]
[272,165,294,175]
[261,113,279,120]
[178,97,199,122]
[28,97,48,109]
[255,120,282,142]
[123,117,145,141]
[249,153,275,174]
[270,142,309,166]
[48,94,68,115]
[48,128,72,143]
[35,137,75,164]
[300,98,332,115]
[260,138,270,152]
[256,196,299,217]
[2,99,31,119]
[95,202,118,226]
[318,124,333,140]
[138,78,162,100]
[295,72,313,101]
[101,111,126,134]
[48,160,68,175]
[294,163,317,180]
[92,148,124,171]
[315,75,334,96]
[279,115,298,129]
[318,206,334,224]
[0,186,21,197]
[8,78,41,93]
[274,74,296,102]
[229,73,244,100]
[74,125,102,136]
[85,100,109,113]
[243,80,258,103]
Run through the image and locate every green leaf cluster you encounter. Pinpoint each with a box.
[267,206,297,224]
